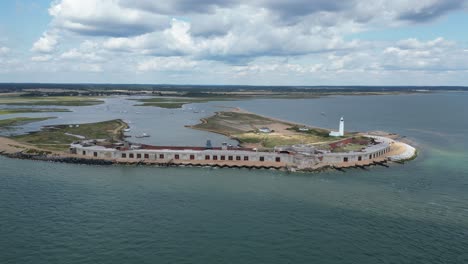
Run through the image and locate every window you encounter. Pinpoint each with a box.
[121,153,127,158]
[221,155,225,160]
[159,154,164,159]
[190,155,195,160]
[175,154,180,160]
[129,153,134,158]
[137,154,142,159]
[93,152,98,157]
[244,156,249,161]
[259,157,265,162]
[144,154,149,159]
[213,155,218,160]
[82,151,86,155]
[205,155,210,160]
[275,157,281,162]
[344,157,349,162]
[236,156,241,161]
[228,156,233,161]
[369,154,372,159]
[358,156,362,161]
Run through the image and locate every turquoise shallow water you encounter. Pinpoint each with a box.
[1,92,467,263]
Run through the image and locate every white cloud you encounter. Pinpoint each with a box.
[31,55,53,62]
[137,57,198,71]
[0,47,10,55]
[49,0,167,37]
[103,19,195,56]
[73,63,103,72]
[31,32,59,53]
[60,48,103,62]
[380,37,464,71]
[3,0,468,84]
[33,0,468,66]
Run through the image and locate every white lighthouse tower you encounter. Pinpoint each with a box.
[329,117,345,137]
[339,117,344,136]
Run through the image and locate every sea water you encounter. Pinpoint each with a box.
[1,92,467,263]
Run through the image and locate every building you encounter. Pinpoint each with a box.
[69,135,393,170]
[329,117,344,137]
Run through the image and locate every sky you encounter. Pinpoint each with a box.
[0,0,468,86]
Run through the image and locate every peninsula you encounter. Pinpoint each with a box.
[0,110,416,172]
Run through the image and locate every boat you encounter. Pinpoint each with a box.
[135,133,150,138]
[124,128,131,132]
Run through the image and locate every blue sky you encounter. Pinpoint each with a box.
[0,0,468,85]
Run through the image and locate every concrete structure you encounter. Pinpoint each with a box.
[69,135,394,170]
[329,117,344,137]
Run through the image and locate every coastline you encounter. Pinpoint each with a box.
[0,135,417,172]
[187,107,329,135]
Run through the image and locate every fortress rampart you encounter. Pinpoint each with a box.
[69,135,398,170]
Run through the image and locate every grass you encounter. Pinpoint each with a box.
[331,144,366,153]
[328,136,374,153]
[190,111,337,149]
[131,90,414,109]
[133,97,232,109]
[0,96,104,106]
[193,112,273,134]
[287,125,332,138]
[235,133,334,149]
[0,117,55,128]
[13,119,128,151]
[0,108,71,115]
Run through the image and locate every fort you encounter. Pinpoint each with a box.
[67,134,414,171]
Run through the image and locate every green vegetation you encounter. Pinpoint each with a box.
[0,108,70,115]
[0,96,104,106]
[327,136,374,153]
[287,125,331,138]
[331,144,366,153]
[234,133,333,149]
[0,117,55,128]
[133,96,232,109]
[13,119,128,151]
[192,112,273,134]
[190,111,337,149]
[131,89,417,109]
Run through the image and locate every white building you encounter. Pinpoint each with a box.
[329,117,344,137]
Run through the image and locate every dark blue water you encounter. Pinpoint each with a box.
[1,92,468,263]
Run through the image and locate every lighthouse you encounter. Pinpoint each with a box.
[329,117,345,137]
[339,117,344,136]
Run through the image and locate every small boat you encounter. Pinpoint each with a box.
[124,128,131,132]
[135,133,150,138]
